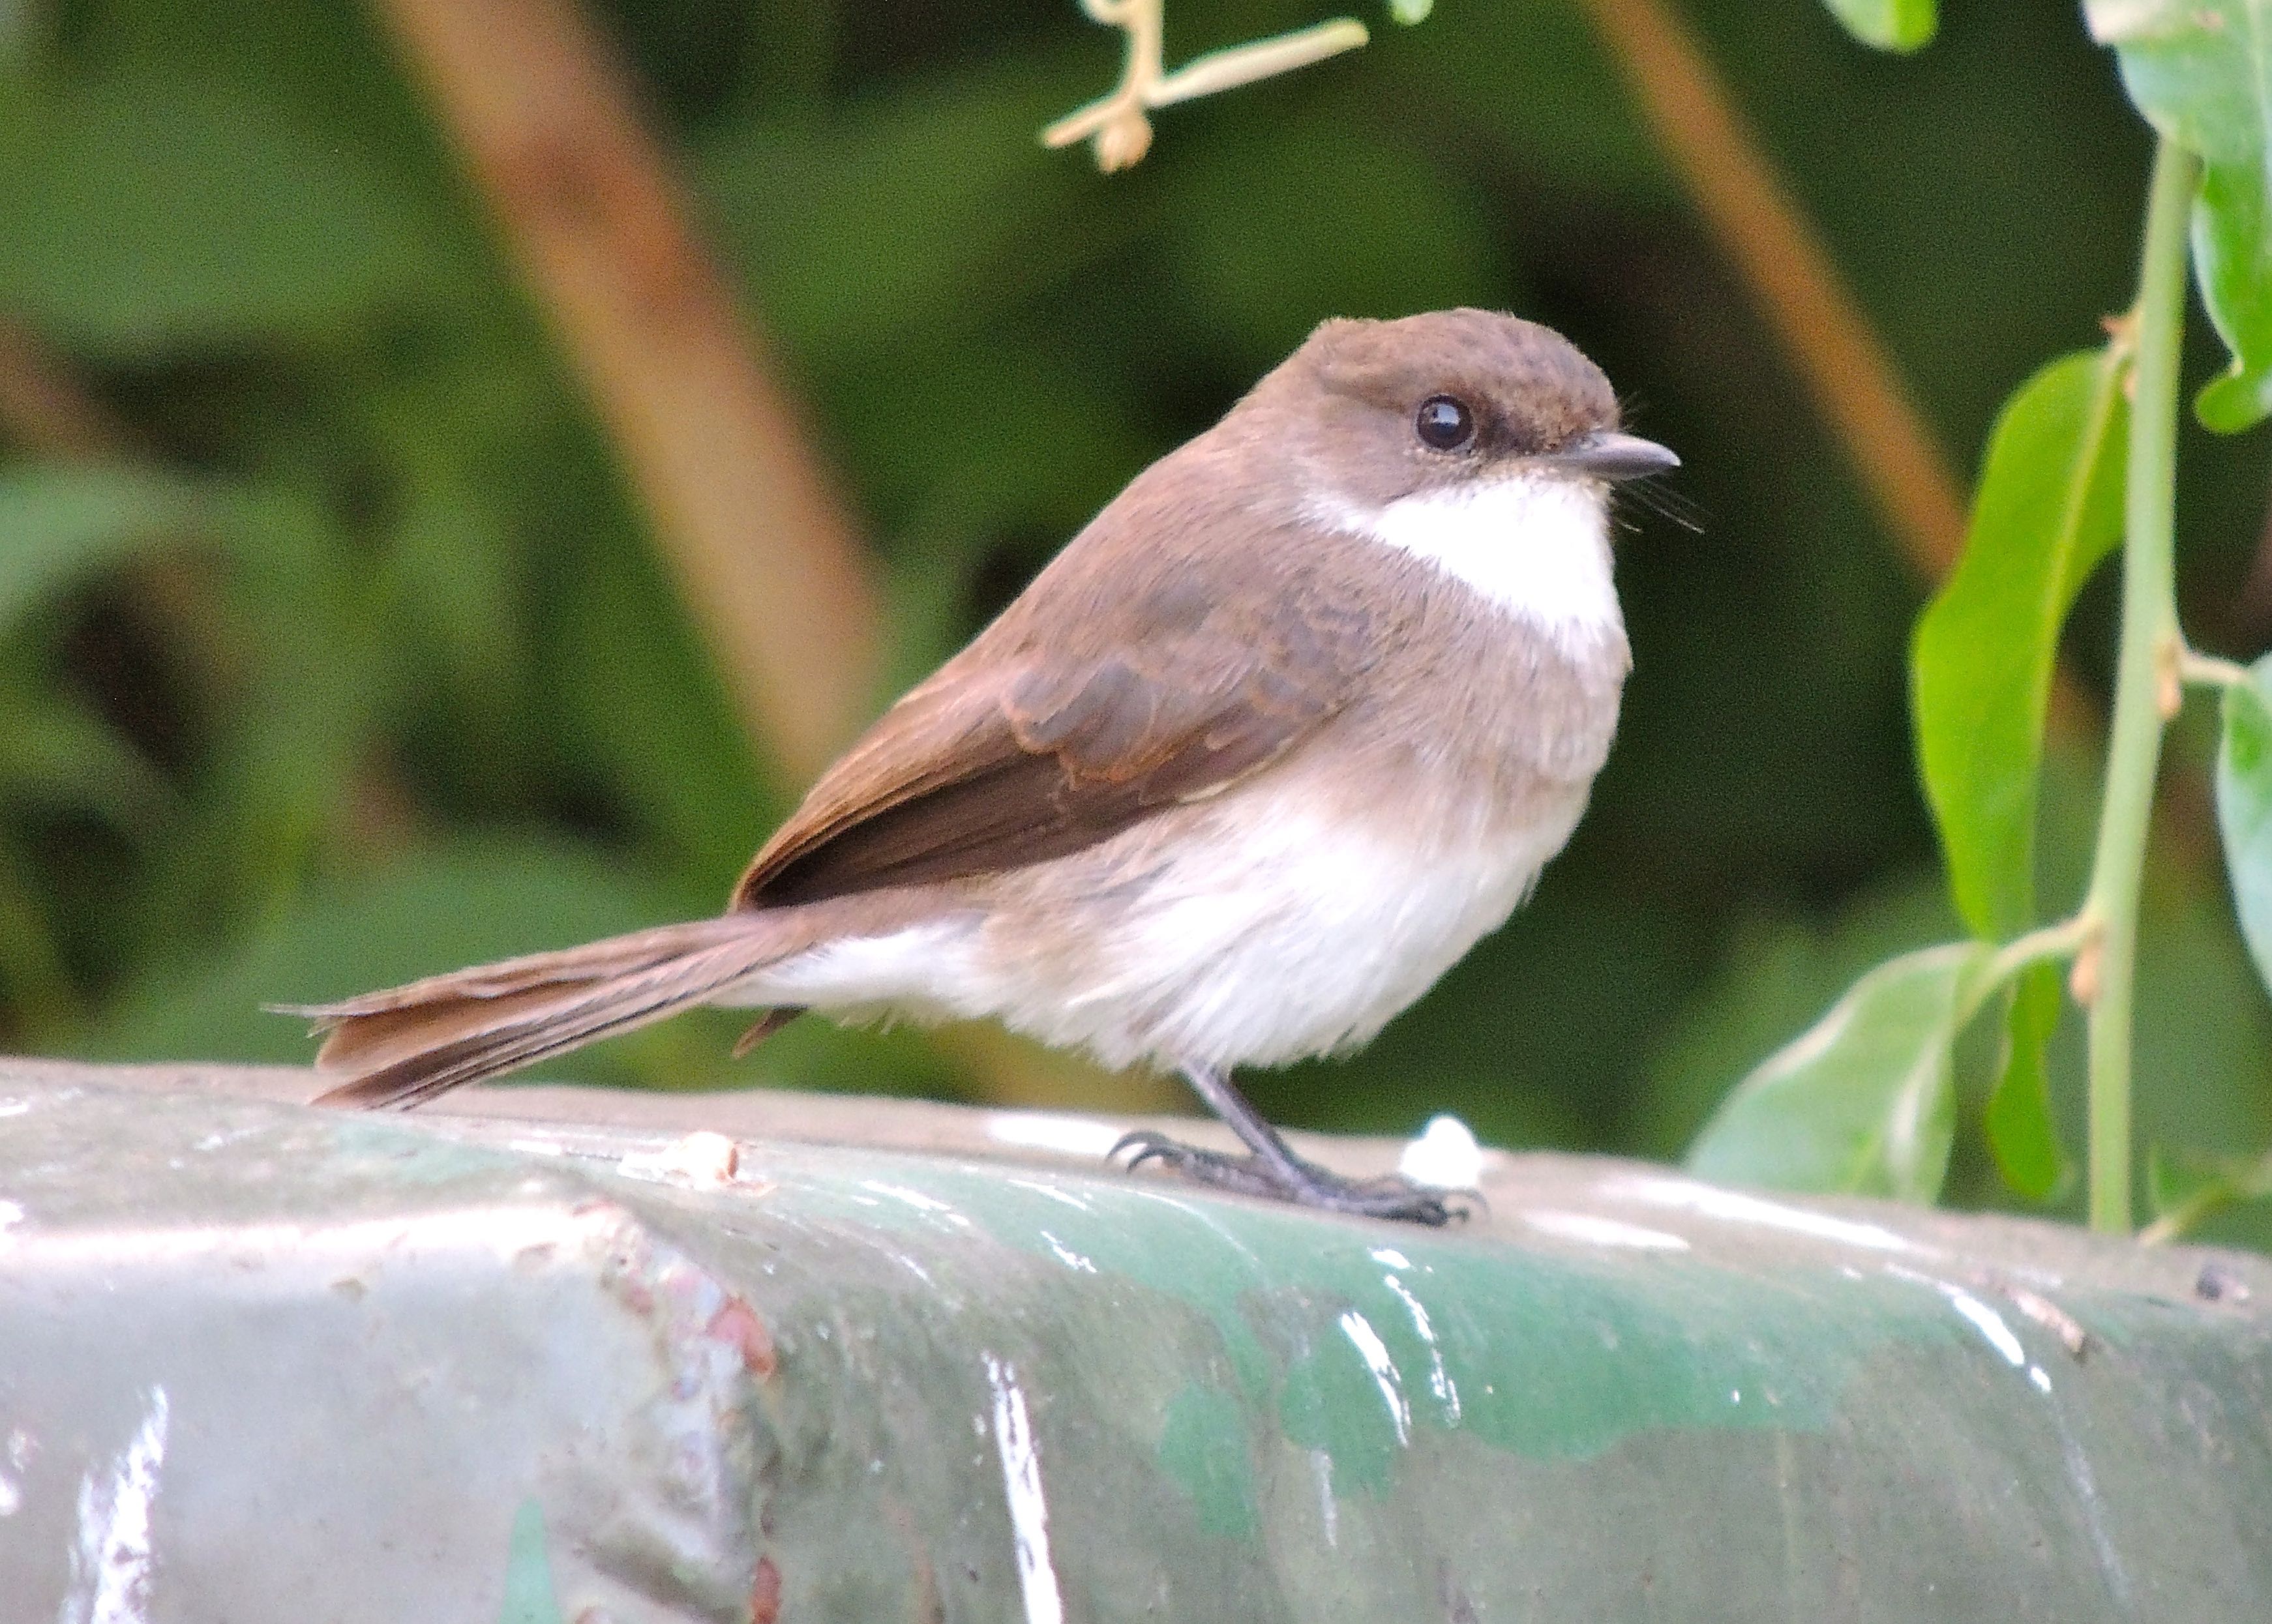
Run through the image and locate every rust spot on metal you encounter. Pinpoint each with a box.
[750,1555,782,1624]
[708,1295,777,1377]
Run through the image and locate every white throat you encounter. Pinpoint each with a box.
[1324,472,1622,650]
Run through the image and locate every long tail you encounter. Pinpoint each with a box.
[283,915,806,1110]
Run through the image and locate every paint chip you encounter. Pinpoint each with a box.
[983,1356,1065,1624]
[618,1130,740,1188]
[65,1387,168,1624]
[1338,1310,1411,1446]
[1999,1283,2091,1360]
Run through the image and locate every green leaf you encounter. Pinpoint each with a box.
[1819,0,1936,53]
[2145,1143,2272,1238]
[2216,656,2272,999]
[2194,158,2272,430]
[0,465,207,634]
[2085,0,2272,432]
[695,63,1101,359]
[0,81,466,355]
[1984,964,2067,1200]
[0,677,168,836]
[1910,351,2123,1195]
[1388,0,1433,23]
[1686,943,1990,1202]
[1915,349,2127,941]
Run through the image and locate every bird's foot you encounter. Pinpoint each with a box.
[1110,1130,1462,1226]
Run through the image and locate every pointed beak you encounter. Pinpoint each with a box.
[1549,430,1680,482]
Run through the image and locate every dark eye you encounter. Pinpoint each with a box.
[1415,394,1474,451]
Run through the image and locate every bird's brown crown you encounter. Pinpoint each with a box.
[1228,309,1624,509]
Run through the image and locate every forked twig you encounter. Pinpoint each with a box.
[1043,0,1368,171]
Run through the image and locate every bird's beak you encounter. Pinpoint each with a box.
[1549,430,1680,482]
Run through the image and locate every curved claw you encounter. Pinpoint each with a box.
[1107,1129,1462,1226]
[1109,1129,1178,1168]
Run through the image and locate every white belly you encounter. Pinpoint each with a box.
[736,773,1587,1073]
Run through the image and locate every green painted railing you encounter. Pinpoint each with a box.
[1,1058,2267,1621]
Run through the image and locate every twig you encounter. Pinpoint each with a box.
[1043,0,1368,172]
[2178,646,2253,690]
[367,0,882,782]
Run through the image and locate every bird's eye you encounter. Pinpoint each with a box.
[1415,394,1475,451]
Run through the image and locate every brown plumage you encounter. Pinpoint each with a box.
[291,307,1662,1197]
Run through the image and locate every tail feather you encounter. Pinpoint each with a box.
[290,916,801,1110]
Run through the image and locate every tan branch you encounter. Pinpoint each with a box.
[366,0,1159,1110]
[367,0,882,782]
[1574,0,1968,580]
[1576,0,2228,868]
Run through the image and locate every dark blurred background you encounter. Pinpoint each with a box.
[3,0,2269,1230]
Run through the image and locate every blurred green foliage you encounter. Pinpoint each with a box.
[2,0,2270,1237]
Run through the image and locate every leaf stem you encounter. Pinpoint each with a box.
[2080,139,2200,1237]
[1986,914,2097,988]
[1947,913,2098,1031]
[2178,647,2252,689]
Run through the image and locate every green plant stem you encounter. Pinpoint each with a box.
[2080,138,2200,1237]
[1982,915,2096,994]
[2178,647,2252,688]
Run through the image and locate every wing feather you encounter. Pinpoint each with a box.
[734,544,1374,910]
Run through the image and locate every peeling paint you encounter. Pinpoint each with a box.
[1338,1310,1411,1447]
[1888,1265,2031,1374]
[1941,1288,2026,1368]
[861,1181,974,1231]
[64,1386,168,1624]
[706,1296,777,1378]
[1310,1450,1338,1547]
[1381,1273,1459,1425]
[0,1430,22,1517]
[496,1498,564,1624]
[1999,1284,2091,1359]
[983,1355,1064,1624]
[749,1555,781,1624]
[1038,1232,1098,1274]
[1002,1178,1094,1213]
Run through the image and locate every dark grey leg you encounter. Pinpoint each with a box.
[1111,1063,1461,1226]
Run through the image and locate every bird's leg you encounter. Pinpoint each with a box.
[1111,1063,1459,1226]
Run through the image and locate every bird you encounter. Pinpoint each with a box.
[286,308,1675,1226]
